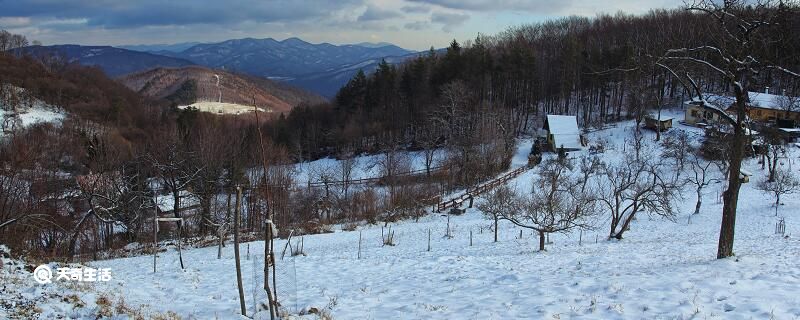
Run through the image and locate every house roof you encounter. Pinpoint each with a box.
[545,115,582,150]
[545,115,580,135]
[685,92,800,112]
[747,92,800,111]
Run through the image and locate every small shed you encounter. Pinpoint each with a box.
[644,116,673,132]
[739,169,752,184]
[544,115,583,151]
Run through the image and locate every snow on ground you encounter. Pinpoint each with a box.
[178,101,271,115]
[292,149,449,186]
[7,108,800,319]
[0,102,65,137]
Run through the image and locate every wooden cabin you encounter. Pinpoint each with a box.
[543,115,583,152]
[644,116,673,132]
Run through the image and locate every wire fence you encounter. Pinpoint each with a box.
[275,255,299,315]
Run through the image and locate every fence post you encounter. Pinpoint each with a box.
[427,229,431,252]
[470,230,473,247]
[358,231,362,259]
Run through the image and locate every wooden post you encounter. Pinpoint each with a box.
[446,214,451,238]
[427,229,431,252]
[153,211,157,273]
[519,229,523,239]
[469,230,473,246]
[579,230,583,246]
[177,221,185,269]
[217,225,224,259]
[358,230,362,259]
[468,196,473,208]
[265,219,276,320]
[233,186,246,316]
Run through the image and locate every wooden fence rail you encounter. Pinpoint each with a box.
[434,166,529,213]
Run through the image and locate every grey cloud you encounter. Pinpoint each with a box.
[431,12,469,32]
[401,5,431,14]
[404,21,431,30]
[358,5,402,22]
[407,0,569,13]
[0,0,365,29]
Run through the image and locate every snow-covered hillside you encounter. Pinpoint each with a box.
[0,87,65,137]
[4,111,799,319]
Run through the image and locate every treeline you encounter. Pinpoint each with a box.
[268,7,799,159]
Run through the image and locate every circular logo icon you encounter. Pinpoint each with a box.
[33,265,52,284]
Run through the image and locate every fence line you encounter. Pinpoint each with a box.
[435,166,530,213]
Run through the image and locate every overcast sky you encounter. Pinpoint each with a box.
[0,0,680,50]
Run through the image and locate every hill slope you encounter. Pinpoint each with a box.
[118,66,326,113]
[5,116,798,319]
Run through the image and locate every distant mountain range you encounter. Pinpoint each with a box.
[118,42,204,53]
[24,38,423,98]
[20,45,196,76]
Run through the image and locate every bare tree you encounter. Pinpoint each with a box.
[371,137,411,208]
[578,155,603,192]
[597,150,679,240]
[757,169,800,215]
[310,162,337,198]
[759,128,786,182]
[147,143,203,236]
[657,0,799,258]
[661,130,694,179]
[502,158,597,251]
[686,151,723,215]
[337,147,358,199]
[476,185,515,242]
[775,92,799,120]
[416,122,440,178]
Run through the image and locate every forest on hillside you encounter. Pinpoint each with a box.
[270,6,799,159]
[1,2,799,260]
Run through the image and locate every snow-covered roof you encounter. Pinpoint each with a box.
[546,115,580,135]
[747,92,800,111]
[154,190,200,213]
[685,92,799,112]
[684,93,735,109]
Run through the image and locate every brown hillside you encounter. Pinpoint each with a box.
[118,66,325,113]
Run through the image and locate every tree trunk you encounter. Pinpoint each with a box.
[717,90,747,259]
[613,212,637,240]
[538,230,546,251]
[609,215,619,239]
[694,187,703,215]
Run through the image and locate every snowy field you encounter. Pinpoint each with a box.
[178,101,271,115]
[3,110,800,319]
[0,100,65,137]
